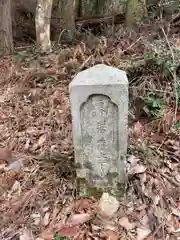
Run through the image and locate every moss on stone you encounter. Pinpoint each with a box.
[76,177,126,200]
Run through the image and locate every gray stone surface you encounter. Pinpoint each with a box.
[69,64,128,197]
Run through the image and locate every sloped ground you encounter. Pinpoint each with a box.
[0,24,180,240]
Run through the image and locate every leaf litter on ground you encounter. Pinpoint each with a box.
[0,24,180,240]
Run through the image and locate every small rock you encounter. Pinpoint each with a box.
[4,159,23,172]
[19,229,34,240]
[31,213,41,226]
[99,193,120,217]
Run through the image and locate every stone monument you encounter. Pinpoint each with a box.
[69,64,128,198]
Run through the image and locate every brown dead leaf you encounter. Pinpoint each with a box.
[24,139,31,151]
[40,229,54,240]
[0,170,23,189]
[0,111,8,121]
[175,174,180,183]
[171,207,180,218]
[58,225,80,237]
[134,121,143,137]
[0,147,12,163]
[0,163,6,171]
[176,39,180,50]
[105,230,119,240]
[151,133,165,143]
[8,180,21,198]
[119,217,136,230]
[66,213,91,226]
[74,198,97,213]
[43,212,50,227]
[37,134,47,147]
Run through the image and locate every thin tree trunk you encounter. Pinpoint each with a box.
[0,0,13,56]
[125,0,147,29]
[58,0,76,43]
[81,0,124,17]
[35,0,53,52]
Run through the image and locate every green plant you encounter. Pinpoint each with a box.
[175,121,180,129]
[141,94,164,118]
[144,41,180,79]
[53,233,71,240]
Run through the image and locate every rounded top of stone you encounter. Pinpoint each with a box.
[70,64,128,87]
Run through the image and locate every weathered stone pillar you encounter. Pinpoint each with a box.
[69,64,128,198]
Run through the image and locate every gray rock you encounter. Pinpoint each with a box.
[5,159,23,172]
[99,192,120,217]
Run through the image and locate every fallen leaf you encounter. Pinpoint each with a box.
[0,147,12,163]
[74,198,97,213]
[58,225,80,237]
[0,163,6,171]
[105,230,119,240]
[137,227,151,240]
[8,180,21,198]
[119,217,136,230]
[0,111,8,120]
[66,213,91,226]
[37,134,47,147]
[171,207,180,218]
[43,212,50,227]
[40,229,53,240]
[24,139,31,151]
[134,121,143,137]
[140,214,150,229]
[175,174,180,183]
[0,95,5,103]
[173,228,180,233]
[151,133,165,143]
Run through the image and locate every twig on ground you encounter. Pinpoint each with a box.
[79,55,92,71]
[121,36,142,55]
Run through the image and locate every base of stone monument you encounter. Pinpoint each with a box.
[76,177,127,200]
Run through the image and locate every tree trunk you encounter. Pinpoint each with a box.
[35,0,53,52]
[81,0,124,17]
[0,0,13,56]
[58,0,76,43]
[125,0,147,29]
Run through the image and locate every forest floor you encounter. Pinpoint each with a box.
[0,21,180,240]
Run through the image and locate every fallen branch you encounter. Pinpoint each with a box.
[75,14,125,28]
